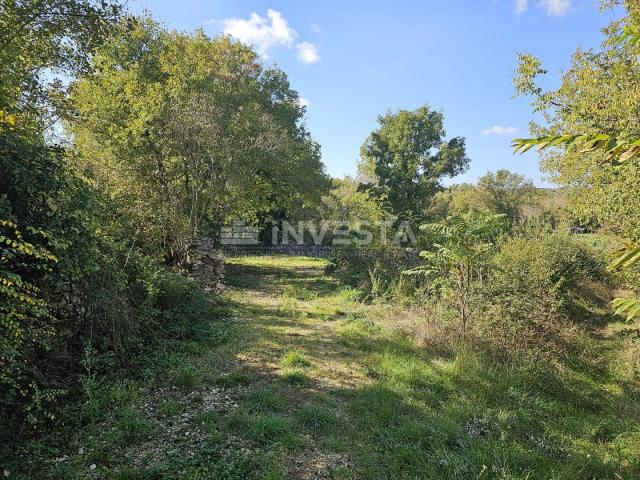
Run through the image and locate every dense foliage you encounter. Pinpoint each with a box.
[513,0,640,320]
[70,18,329,262]
[3,1,640,478]
[513,1,640,240]
[480,235,607,357]
[1,3,328,436]
[406,213,507,332]
[320,176,391,227]
[431,169,537,226]
[0,0,121,113]
[358,105,469,225]
[1,0,131,431]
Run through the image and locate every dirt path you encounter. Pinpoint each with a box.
[14,255,640,479]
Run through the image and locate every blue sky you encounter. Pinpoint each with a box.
[132,0,622,186]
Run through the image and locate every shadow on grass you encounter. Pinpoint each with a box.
[18,255,638,480]
[225,256,640,479]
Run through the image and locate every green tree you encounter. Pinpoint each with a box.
[0,0,121,114]
[513,0,640,320]
[429,170,536,225]
[359,105,469,225]
[429,183,482,220]
[405,213,507,333]
[70,18,328,262]
[477,169,537,224]
[320,176,391,226]
[513,2,640,240]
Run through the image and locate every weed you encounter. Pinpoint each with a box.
[243,387,287,414]
[281,350,312,369]
[283,284,315,301]
[157,399,182,417]
[172,365,202,392]
[280,370,311,385]
[195,410,220,433]
[226,414,294,444]
[111,410,155,446]
[295,404,338,432]
[214,371,252,388]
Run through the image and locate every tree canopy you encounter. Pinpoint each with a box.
[513,0,640,320]
[477,170,536,224]
[513,0,640,240]
[320,176,391,227]
[0,0,121,114]
[358,105,469,225]
[69,18,329,261]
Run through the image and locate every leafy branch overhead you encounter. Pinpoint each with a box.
[511,3,640,321]
[621,22,640,48]
[512,134,640,322]
[512,134,640,163]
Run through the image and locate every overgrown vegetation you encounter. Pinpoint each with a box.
[3,0,640,478]
[0,0,325,438]
[4,256,637,479]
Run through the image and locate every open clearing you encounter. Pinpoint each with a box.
[11,256,640,479]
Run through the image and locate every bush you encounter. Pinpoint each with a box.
[0,123,216,436]
[0,125,125,431]
[478,234,607,358]
[328,243,421,300]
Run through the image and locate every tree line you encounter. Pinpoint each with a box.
[2,0,639,438]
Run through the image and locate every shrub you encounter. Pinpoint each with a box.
[479,234,607,357]
[329,243,420,299]
[407,213,508,333]
[154,271,214,339]
[0,126,122,431]
[0,155,215,436]
[0,221,62,427]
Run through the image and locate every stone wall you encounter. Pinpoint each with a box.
[185,237,225,292]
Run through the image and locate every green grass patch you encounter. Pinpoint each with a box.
[171,365,202,392]
[295,404,338,433]
[281,350,312,369]
[156,399,182,417]
[280,370,311,385]
[225,413,295,445]
[283,284,316,301]
[243,387,287,414]
[194,410,220,434]
[214,371,252,388]
[110,468,158,480]
[110,410,156,447]
[6,254,640,480]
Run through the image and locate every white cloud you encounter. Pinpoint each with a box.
[515,0,528,14]
[219,10,320,64]
[309,23,322,34]
[298,97,311,108]
[481,125,520,136]
[538,0,572,16]
[221,9,296,57]
[296,42,320,64]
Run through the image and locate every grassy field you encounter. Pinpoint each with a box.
[6,256,640,479]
